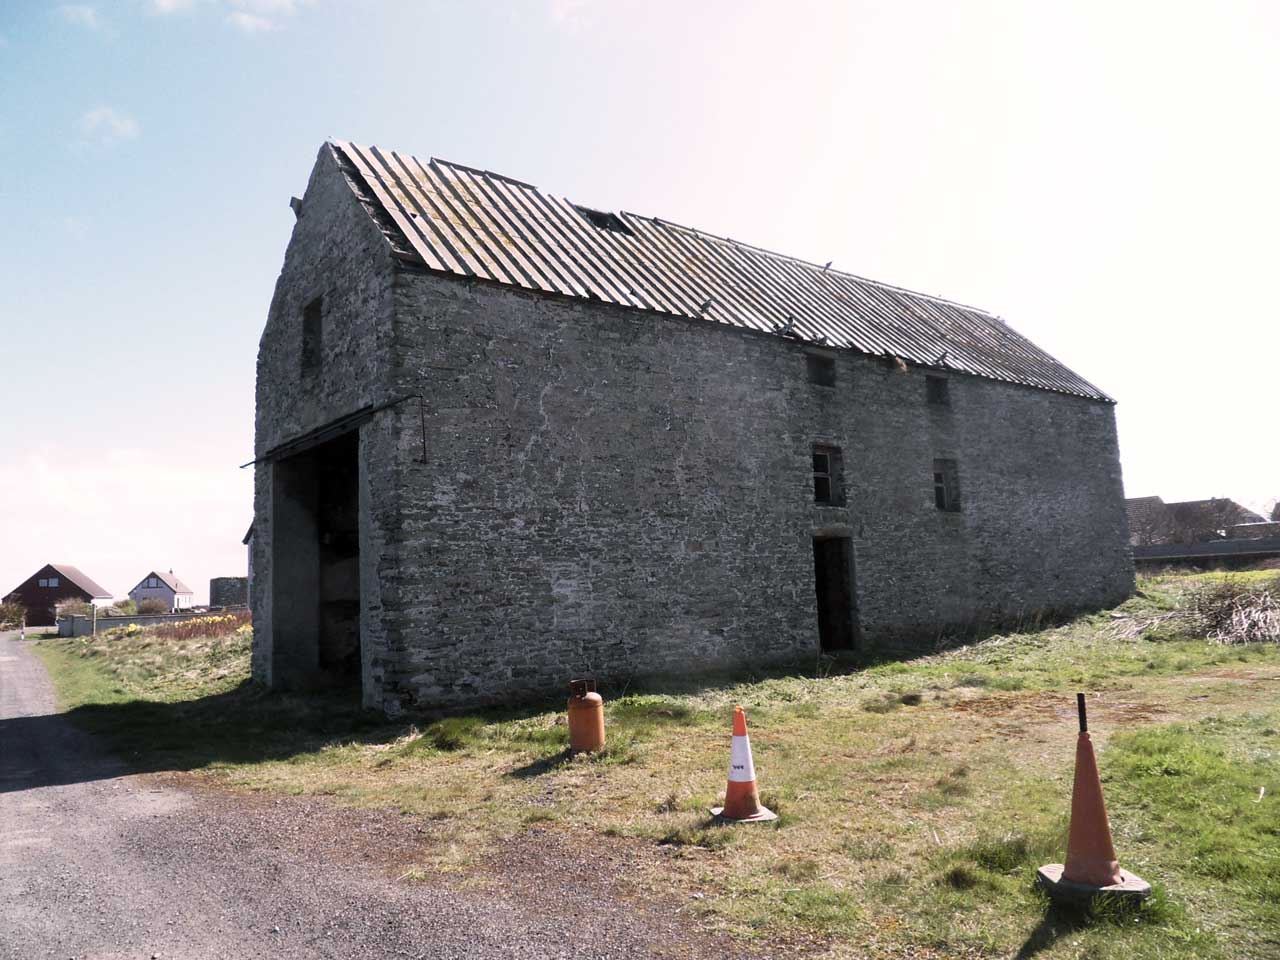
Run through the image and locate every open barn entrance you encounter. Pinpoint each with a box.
[270,430,362,690]
[813,536,857,651]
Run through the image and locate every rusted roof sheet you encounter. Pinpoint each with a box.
[331,140,1111,402]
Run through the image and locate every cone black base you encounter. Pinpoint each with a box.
[709,805,777,823]
[1036,864,1151,903]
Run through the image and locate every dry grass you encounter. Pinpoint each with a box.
[35,572,1280,959]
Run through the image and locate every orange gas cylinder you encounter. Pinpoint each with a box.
[567,678,605,753]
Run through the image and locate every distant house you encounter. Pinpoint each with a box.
[4,563,113,626]
[1125,496,1266,546]
[128,570,195,612]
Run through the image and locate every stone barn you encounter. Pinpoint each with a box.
[250,140,1133,714]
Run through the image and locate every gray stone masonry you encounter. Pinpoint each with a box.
[252,146,1134,715]
[209,577,248,608]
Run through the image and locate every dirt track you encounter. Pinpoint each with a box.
[0,631,758,960]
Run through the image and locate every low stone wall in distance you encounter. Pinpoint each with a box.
[58,607,248,638]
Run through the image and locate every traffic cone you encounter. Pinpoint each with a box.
[1037,694,1151,902]
[710,706,777,823]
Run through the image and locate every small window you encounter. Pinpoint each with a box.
[806,354,836,387]
[933,458,961,512]
[301,296,323,376]
[48,577,58,588]
[38,578,48,588]
[926,375,950,406]
[813,445,845,506]
[147,577,158,588]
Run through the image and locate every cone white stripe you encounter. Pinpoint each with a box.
[727,734,756,783]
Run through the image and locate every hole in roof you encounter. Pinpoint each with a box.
[572,204,633,235]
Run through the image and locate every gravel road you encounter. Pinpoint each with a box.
[0,631,764,960]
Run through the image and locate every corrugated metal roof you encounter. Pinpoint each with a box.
[331,140,1111,402]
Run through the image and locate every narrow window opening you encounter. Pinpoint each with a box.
[926,375,950,406]
[806,354,836,387]
[48,577,58,588]
[813,445,844,506]
[933,458,961,512]
[38,578,48,588]
[302,296,323,376]
[572,204,633,235]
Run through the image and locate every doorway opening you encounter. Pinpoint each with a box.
[813,536,858,651]
[271,429,362,690]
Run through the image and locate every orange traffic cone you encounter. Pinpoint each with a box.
[710,706,777,823]
[1037,694,1151,902]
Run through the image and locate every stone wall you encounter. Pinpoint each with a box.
[251,144,401,708]
[210,577,248,608]
[367,269,1132,712]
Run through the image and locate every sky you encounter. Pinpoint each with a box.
[1,0,1277,604]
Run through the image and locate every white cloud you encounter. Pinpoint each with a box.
[225,0,304,33]
[79,106,139,146]
[58,4,103,30]
[147,0,306,33]
[227,10,273,33]
[231,0,300,14]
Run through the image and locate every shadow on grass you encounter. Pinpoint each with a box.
[1014,891,1170,960]
[507,748,575,779]
[0,672,586,795]
[0,680,399,794]
[1014,901,1095,959]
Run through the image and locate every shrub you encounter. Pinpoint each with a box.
[108,598,138,616]
[0,600,25,628]
[55,599,92,619]
[137,598,169,615]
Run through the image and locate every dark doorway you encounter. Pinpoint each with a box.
[813,537,857,651]
[271,430,362,690]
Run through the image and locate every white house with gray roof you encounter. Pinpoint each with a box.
[128,570,194,612]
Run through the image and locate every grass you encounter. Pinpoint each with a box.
[32,571,1280,959]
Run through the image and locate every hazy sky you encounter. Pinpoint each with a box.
[1,0,1277,603]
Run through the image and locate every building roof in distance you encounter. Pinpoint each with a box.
[134,570,194,595]
[47,563,112,599]
[328,141,1112,403]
